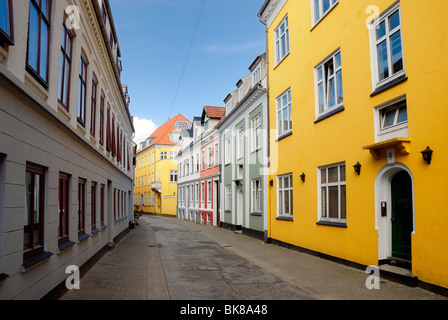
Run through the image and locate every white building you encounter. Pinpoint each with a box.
[218,53,269,240]
[177,117,203,222]
[0,0,134,299]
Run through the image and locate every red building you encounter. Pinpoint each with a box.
[198,107,225,226]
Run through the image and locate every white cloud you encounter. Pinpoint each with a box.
[133,117,158,145]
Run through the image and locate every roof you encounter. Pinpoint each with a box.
[202,106,226,121]
[137,114,191,154]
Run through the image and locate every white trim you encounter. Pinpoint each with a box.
[375,163,415,261]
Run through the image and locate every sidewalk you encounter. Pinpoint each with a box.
[59,215,447,300]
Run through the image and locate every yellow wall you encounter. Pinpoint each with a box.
[266,0,448,288]
[134,145,179,216]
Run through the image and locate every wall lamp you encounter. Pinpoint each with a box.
[421,147,433,165]
[300,173,306,183]
[353,162,362,176]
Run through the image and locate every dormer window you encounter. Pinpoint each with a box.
[204,119,209,131]
[252,65,261,86]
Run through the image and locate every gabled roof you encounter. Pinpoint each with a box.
[201,106,226,122]
[137,114,191,154]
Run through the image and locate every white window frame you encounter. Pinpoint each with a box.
[237,129,244,159]
[201,150,206,171]
[375,95,408,142]
[225,138,232,164]
[369,2,405,91]
[251,114,262,152]
[214,142,219,166]
[201,182,205,207]
[225,185,231,211]
[207,146,212,168]
[277,89,292,137]
[315,50,343,118]
[170,170,177,183]
[312,0,338,26]
[160,151,167,160]
[252,65,261,86]
[318,163,346,223]
[207,181,212,206]
[274,15,289,65]
[277,174,293,217]
[251,179,262,212]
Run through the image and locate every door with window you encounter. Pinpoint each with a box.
[391,171,413,261]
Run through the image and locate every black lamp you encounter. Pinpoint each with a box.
[353,162,362,176]
[300,173,306,183]
[421,147,433,165]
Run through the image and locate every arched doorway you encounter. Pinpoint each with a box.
[375,164,414,264]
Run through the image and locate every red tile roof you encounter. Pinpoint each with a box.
[203,106,226,120]
[137,114,191,154]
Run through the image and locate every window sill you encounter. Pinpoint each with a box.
[78,233,90,242]
[276,130,292,142]
[276,216,293,221]
[251,212,262,217]
[22,251,53,272]
[58,240,76,254]
[314,105,345,124]
[273,52,290,70]
[317,220,347,228]
[92,228,101,235]
[0,273,8,281]
[371,75,408,97]
[225,210,232,213]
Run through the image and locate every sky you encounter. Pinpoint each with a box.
[109,0,267,145]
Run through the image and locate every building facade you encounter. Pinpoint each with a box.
[0,0,134,299]
[218,53,269,240]
[259,0,448,290]
[177,117,202,223]
[134,114,190,216]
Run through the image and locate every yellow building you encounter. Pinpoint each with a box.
[259,0,448,291]
[134,115,191,216]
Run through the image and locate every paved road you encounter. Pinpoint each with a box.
[150,216,313,300]
[59,215,447,301]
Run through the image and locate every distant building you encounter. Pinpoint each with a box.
[177,107,225,226]
[0,0,134,299]
[134,114,191,216]
[218,53,269,240]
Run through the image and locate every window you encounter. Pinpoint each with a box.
[237,129,244,159]
[208,147,212,168]
[201,150,205,170]
[214,143,219,166]
[160,151,167,160]
[78,54,88,125]
[201,182,205,207]
[251,114,262,152]
[278,174,293,217]
[315,50,343,117]
[370,3,404,89]
[253,65,261,86]
[58,173,70,243]
[380,100,407,131]
[78,178,86,235]
[312,0,338,25]
[91,182,97,231]
[170,170,178,183]
[100,184,105,227]
[27,0,51,85]
[196,154,200,172]
[0,0,14,45]
[277,89,292,137]
[195,183,199,208]
[90,76,98,136]
[225,185,231,211]
[225,138,231,164]
[208,181,212,206]
[252,179,262,212]
[319,163,346,223]
[275,15,289,65]
[170,152,177,160]
[24,163,46,257]
[58,23,72,109]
